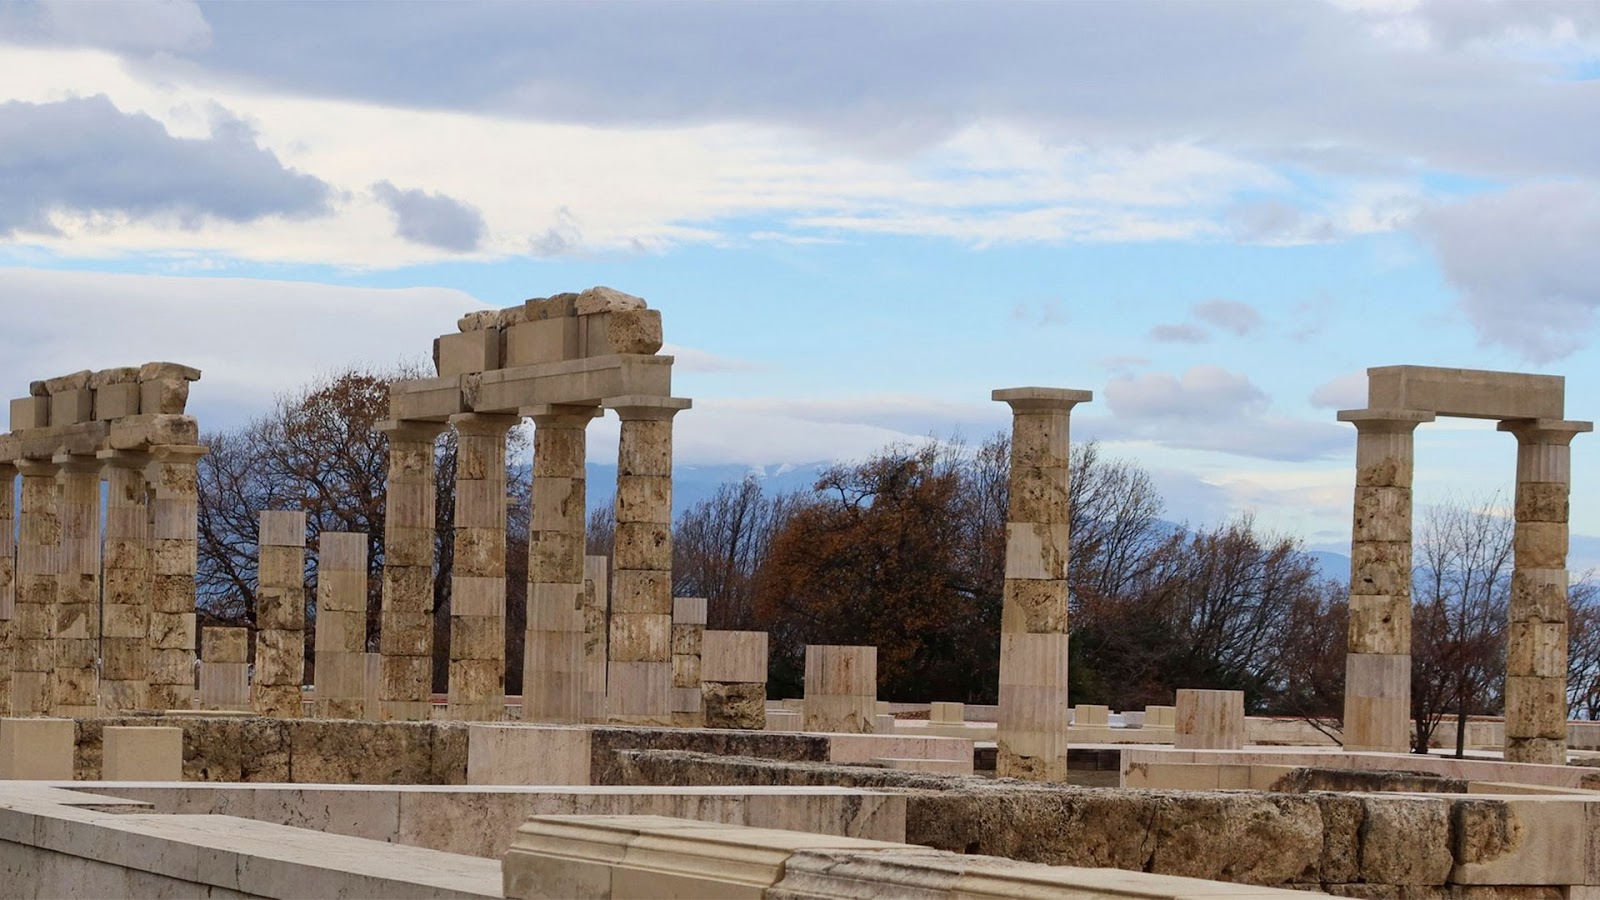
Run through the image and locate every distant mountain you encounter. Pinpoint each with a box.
[1306,550,1351,584]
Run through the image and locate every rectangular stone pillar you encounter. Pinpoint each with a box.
[582,555,609,723]
[605,396,690,726]
[146,445,206,712]
[314,531,368,719]
[993,387,1091,781]
[103,726,183,781]
[447,413,518,721]
[523,405,600,724]
[0,460,15,717]
[254,510,306,717]
[1175,688,1245,750]
[51,454,101,716]
[13,460,59,716]
[100,451,151,712]
[376,420,447,721]
[1337,409,1432,753]
[1500,418,1591,765]
[199,626,249,710]
[671,597,706,727]
[701,630,767,730]
[803,644,876,734]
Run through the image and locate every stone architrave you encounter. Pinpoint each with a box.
[99,450,152,712]
[314,531,369,719]
[447,413,519,721]
[13,459,59,716]
[1337,409,1432,753]
[146,445,206,712]
[0,460,15,715]
[670,597,707,727]
[375,420,447,721]
[605,396,690,725]
[52,453,101,716]
[523,404,601,724]
[992,386,1092,781]
[1499,418,1591,764]
[199,626,250,711]
[803,645,877,734]
[701,630,768,730]
[581,555,609,723]
[254,510,306,717]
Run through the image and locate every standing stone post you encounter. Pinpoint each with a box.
[99,451,152,712]
[1338,409,1432,753]
[670,597,707,727]
[605,396,690,725]
[376,420,447,721]
[523,404,600,724]
[447,412,518,721]
[803,645,877,733]
[146,445,206,712]
[1175,688,1246,750]
[52,453,102,716]
[314,531,369,719]
[13,459,59,716]
[1499,418,1591,764]
[993,386,1092,781]
[0,460,15,715]
[254,510,306,717]
[582,555,609,723]
[701,630,768,729]
[199,626,250,711]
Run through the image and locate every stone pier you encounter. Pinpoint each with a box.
[993,386,1092,781]
[314,532,369,720]
[803,645,876,734]
[53,453,101,716]
[1338,410,1431,753]
[146,444,206,712]
[100,451,151,712]
[0,459,13,715]
[1500,418,1591,764]
[254,510,306,718]
[701,630,768,730]
[523,405,600,724]
[376,420,446,722]
[582,555,610,723]
[670,597,707,727]
[447,413,518,721]
[1175,689,1246,750]
[13,460,58,716]
[606,396,690,726]
[199,627,250,711]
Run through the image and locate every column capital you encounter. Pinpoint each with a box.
[51,451,102,473]
[1497,418,1593,446]
[374,418,451,442]
[993,387,1093,413]
[1337,408,1435,432]
[448,412,521,436]
[97,448,154,468]
[14,457,59,477]
[604,395,691,421]
[147,444,209,465]
[524,403,604,426]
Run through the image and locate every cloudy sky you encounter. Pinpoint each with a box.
[1,0,1598,559]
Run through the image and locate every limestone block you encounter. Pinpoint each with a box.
[449,615,505,660]
[1175,689,1244,750]
[574,285,647,315]
[671,651,701,688]
[930,702,964,724]
[804,645,876,697]
[671,596,708,627]
[149,610,196,650]
[605,661,672,724]
[0,718,74,779]
[1504,675,1567,740]
[106,413,200,449]
[1005,466,1069,524]
[1002,521,1069,581]
[609,613,669,662]
[255,628,304,686]
[49,388,93,425]
[765,709,802,731]
[615,420,675,477]
[612,569,672,615]
[42,369,91,393]
[524,292,579,320]
[254,683,302,718]
[93,382,141,420]
[1074,704,1109,726]
[614,521,672,570]
[504,317,580,367]
[457,308,501,331]
[1513,521,1569,569]
[381,610,434,655]
[701,631,768,683]
[138,378,191,415]
[1351,541,1410,597]
[703,681,766,729]
[581,308,664,356]
[102,726,183,781]
[199,660,250,711]
[1367,365,1563,420]
[453,575,507,617]
[1000,578,1068,633]
[1516,481,1570,523]
[1347,594,1409,655]
[1351,485,1412,543]
[1343,653,1411,752]
[1512,568,1570,623]
[436,329,501,377]
[1145,705,1176,728]
[1507,620,1568,678]
[1008,408,1071,467]
[9,396,48,430]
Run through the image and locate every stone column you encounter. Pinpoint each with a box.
[1337,409,1432,754]
[146,445,206,712]
[447,413,518,721]
[992,386,1092,781]
[701,630,767,729]
[51,454,101,716]
[376,420,447,721]
[13,459,59,716]
[99,451,152,713]
[199,626,250,711]
[605,397,689,725]
[254,510,306,717]
[803,644,876,733]
[582,555,609,723]
[314,531,369,719]
[523,404,600,724]
[1499,418,1591,765]
[0,461,15,716]
[671,597,707,727]
[1175,688,1246,750]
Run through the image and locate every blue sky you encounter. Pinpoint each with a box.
[1,0,1599,561]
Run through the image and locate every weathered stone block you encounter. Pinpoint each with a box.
[1516,481,1570,524]
[1514,521,1569,569]
[1006,466,1069,524]
[1351,541,1410,596]
[1001,578,1068,633]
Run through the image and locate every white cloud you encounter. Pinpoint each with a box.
[1192,299,1263,336]
[1310,371,1369,409]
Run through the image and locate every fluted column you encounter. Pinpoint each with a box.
[376,419,448,721]
[52,453,101,716]
[992,386,1091,781]
[146,445,206,712]
[13,459,59,716]
[523,404,601,724]
[99,450,152,712]
[1337,409,1432,753]
[605,396,690,725]
[1499,417,1591,764]
[447,412,518,721]
[0,461,16,716]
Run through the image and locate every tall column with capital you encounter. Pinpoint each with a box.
[146,445,206,711]
[992,387,1091,781]
[1338,409,1432,753]
[99,451,152,712]
[376,420,448,721]
[1500,418,1591,764]
[13,459,59,715]
[0,460,16,715]
[53,453,102,716]
[447,413,518,721]
[606,396,690,725]
[523,404,601,723]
